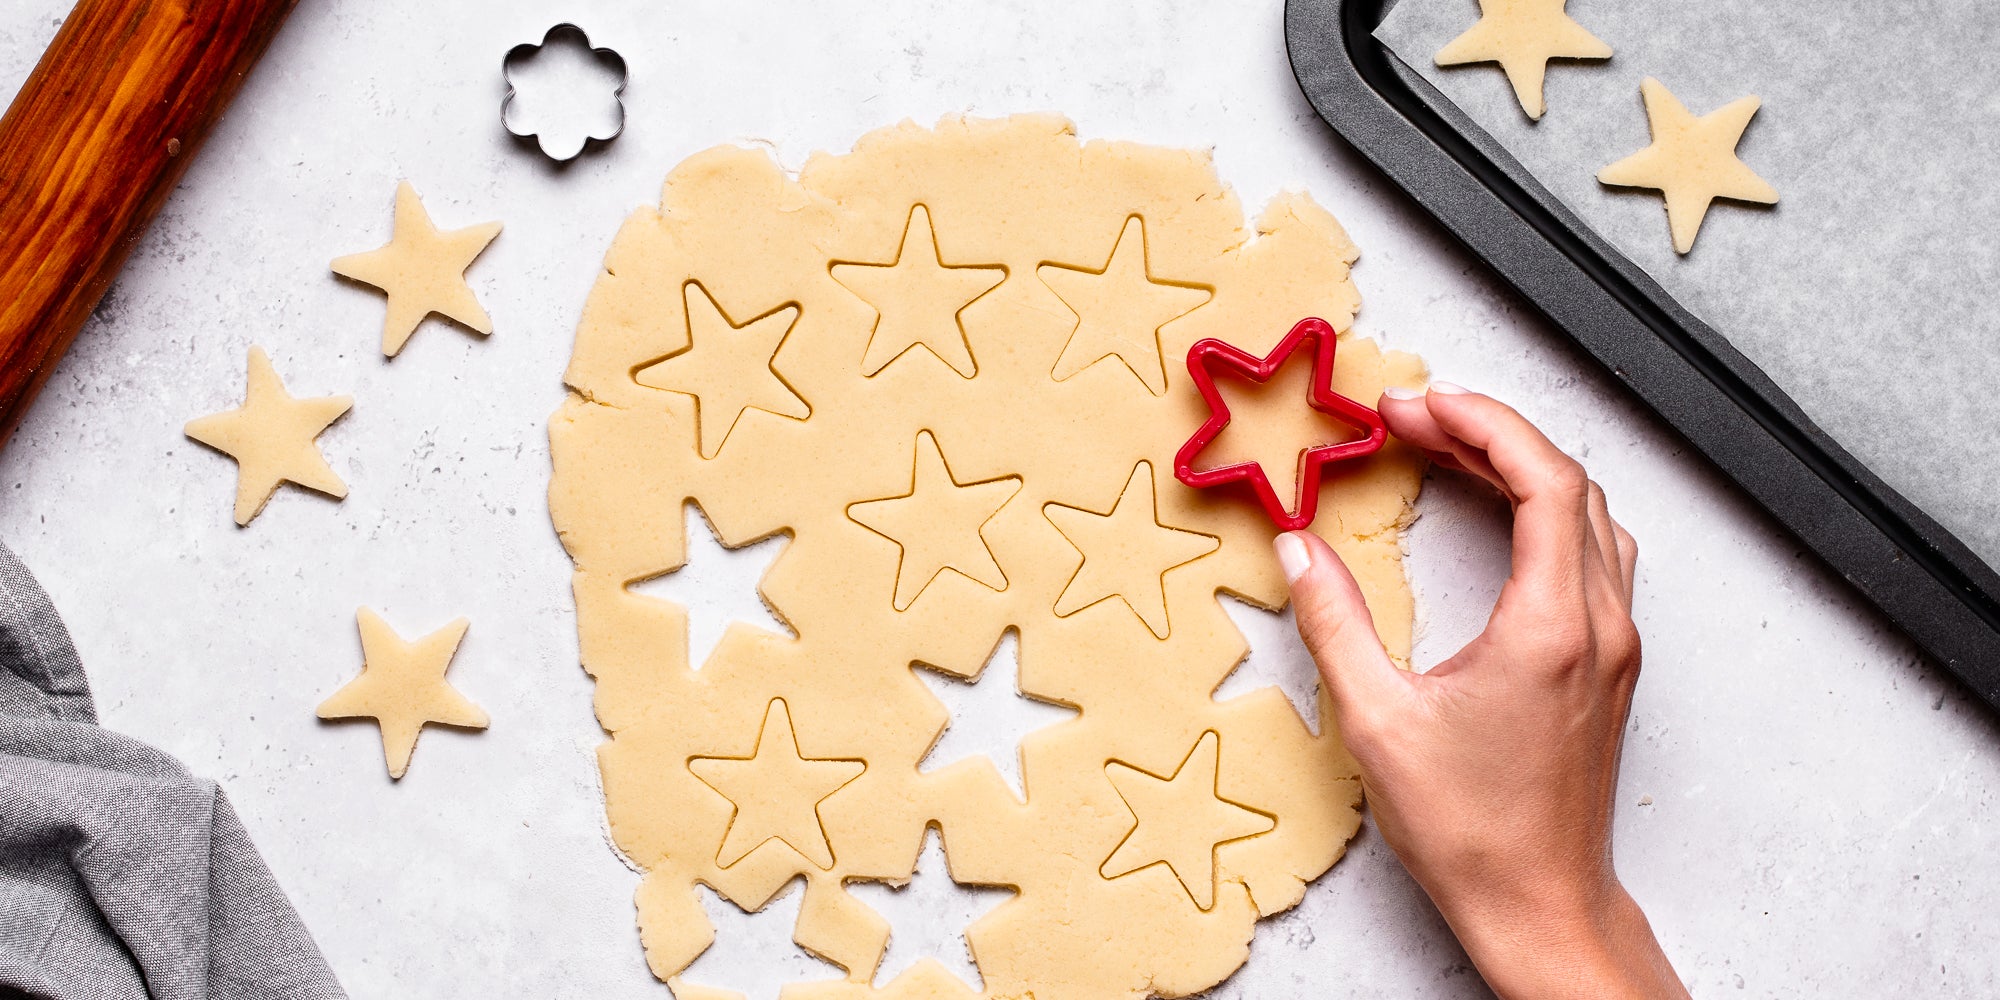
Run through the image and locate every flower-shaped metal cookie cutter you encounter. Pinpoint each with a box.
[502,24,627,162]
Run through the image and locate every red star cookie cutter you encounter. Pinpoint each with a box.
[1173,317,1388,531]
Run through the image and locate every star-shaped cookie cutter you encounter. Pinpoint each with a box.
[1173,317,1387,532]
[501,23,628,162]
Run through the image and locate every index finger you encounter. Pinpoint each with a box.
[1403,385,1593,599]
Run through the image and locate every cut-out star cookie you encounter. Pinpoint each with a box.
[1598,78,1779,254]
[317,608,487,780]
[1101,731,1274,911]
[332,180,502,357]
[1038,216,1211,395]
[1044,462,1219,639]
[636,282,809,459]
[184,346,352,526]
[831,205,1007,379]
[1434,0,1612,121]
[690,699,866,870]
[848,431,1022,611]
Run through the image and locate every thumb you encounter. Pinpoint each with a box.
[1274,531,1405,712]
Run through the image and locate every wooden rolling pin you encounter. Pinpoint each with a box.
[0,0,298,442]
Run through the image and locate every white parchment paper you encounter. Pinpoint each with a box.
[1378,0,2000,568]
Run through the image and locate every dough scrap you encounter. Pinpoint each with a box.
[316,608,487,779]
[1597,77,1779,254]
[184,345,352,525]
[331,180,502,357]
[1434,0,1612,120]
[547,115,1429,999]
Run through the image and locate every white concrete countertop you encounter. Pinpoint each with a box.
[2,0,1994,996]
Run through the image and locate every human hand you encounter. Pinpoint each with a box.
[1273,383,1686,1000]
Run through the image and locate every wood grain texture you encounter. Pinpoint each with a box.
[0,0,298,443]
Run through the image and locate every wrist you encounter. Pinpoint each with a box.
[1439,881,1686,1000]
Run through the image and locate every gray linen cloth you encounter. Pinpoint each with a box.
[0,542,346,1000]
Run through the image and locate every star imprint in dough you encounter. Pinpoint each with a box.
[635,282,810,459]
[831,205,1007,379]
[1101,731,1275,911]
[331,180,502,357]
[1433,0,1612,121]
[184,346,352,526]
[316,608,488,780]
[1597,77,1779,254]
[1044,462,1219,639]
[1038,216,1212,396]
[690,699,866,870]
[848,431,1022,611]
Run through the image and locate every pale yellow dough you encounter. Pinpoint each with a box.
[331,180,502,357]
[548,115,1428,999]
[184,345,351,525]
[1434,0,1612,120]
[1598,77,1779,254]
[316,608,487,779]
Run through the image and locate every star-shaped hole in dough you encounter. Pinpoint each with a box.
[628,502,794,670]
[846,828,1014,992]
[1434,0,1612,121]
[1598,77,1779,254]
[848,431,1022,611]
[1043,461,1219,639]
[1101,731,1275,911]
[676,878,847,1000]
[331,180,502,357]
[690,699,866,871]
[316,608,488,780]
[184,345,352,526]
[913,630,1076,802]
[636,282,810,460]
[1214,596,1321,736]
[830,205,1007,379]
[1038,216,1212,396]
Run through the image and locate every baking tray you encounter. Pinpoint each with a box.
[1283,0,2000,707]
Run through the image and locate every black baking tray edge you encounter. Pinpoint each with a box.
[1285,0,2000,707]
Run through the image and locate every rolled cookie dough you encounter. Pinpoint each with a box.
[548,115,1427,999]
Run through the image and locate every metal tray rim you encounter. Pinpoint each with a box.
[1285,0,2000,706]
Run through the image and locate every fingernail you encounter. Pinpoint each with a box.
[1273,532,1312,584]
[1381,385,1424,400]
[1429,381,1470,395]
